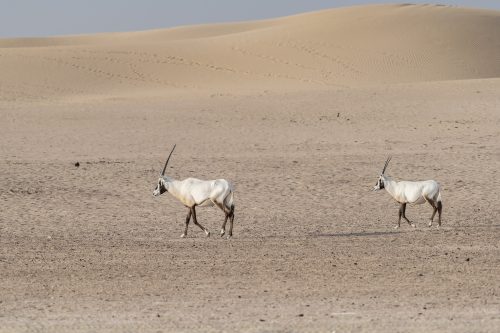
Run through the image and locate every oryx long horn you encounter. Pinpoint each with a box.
[161,144,177,176]
[381,156,392,175]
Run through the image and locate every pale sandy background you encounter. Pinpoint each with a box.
[0,4,499,332]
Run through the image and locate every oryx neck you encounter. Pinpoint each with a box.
[161,175,174,183]
[382,175,397,197]
[162,176,183,198]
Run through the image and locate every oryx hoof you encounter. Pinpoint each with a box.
[226,235,232,240]
[180,233,187,238]
[428,221,433,227]
[393,225,400,229]
[410,223,416,228]
[205,231,211,237]
[220,230,225,237]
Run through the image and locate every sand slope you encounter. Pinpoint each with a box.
[1,4,500,333]
[1,3,500,101]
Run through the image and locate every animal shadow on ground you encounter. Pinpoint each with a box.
[312,231,403,238]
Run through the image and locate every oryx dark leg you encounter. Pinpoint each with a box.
[213,201,228,237]
[396,203,403,228]
[428,200,438,227]
[191,206,210,237]
[181,208,192,238]
[227,206,235,238]
[401,203,415,228]
[221,213,228,237]
[437,201,443,227]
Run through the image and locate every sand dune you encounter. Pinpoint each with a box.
[1,4,500,333]
[1,3,499,101]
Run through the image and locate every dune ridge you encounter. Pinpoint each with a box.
[1,3,499,101]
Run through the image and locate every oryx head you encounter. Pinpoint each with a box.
[373,156,391,191]
[153,144,176,197]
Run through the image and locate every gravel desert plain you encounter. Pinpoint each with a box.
[0,3,499,332]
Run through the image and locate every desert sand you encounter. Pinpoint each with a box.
[0,3,499,332]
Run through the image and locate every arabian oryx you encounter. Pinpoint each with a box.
[153,145,235,238]
[373,157,443,228]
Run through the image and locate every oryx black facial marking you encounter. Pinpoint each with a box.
[158,180,167,195]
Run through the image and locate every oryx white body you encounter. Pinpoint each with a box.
[153,145,235,238]
[156,176,233,208]
[374,157,443,228]
[381,177,441,206]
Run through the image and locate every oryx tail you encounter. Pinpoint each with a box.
[224,189,235,214]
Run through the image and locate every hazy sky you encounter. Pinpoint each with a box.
[0,1,498,38]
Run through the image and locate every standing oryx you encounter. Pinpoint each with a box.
[153,145,235,238]
[373,157,443,228]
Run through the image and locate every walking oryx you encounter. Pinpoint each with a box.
[153,145,235,238]
[373,157,443,228]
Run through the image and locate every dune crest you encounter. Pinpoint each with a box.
[0,3,499,100]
